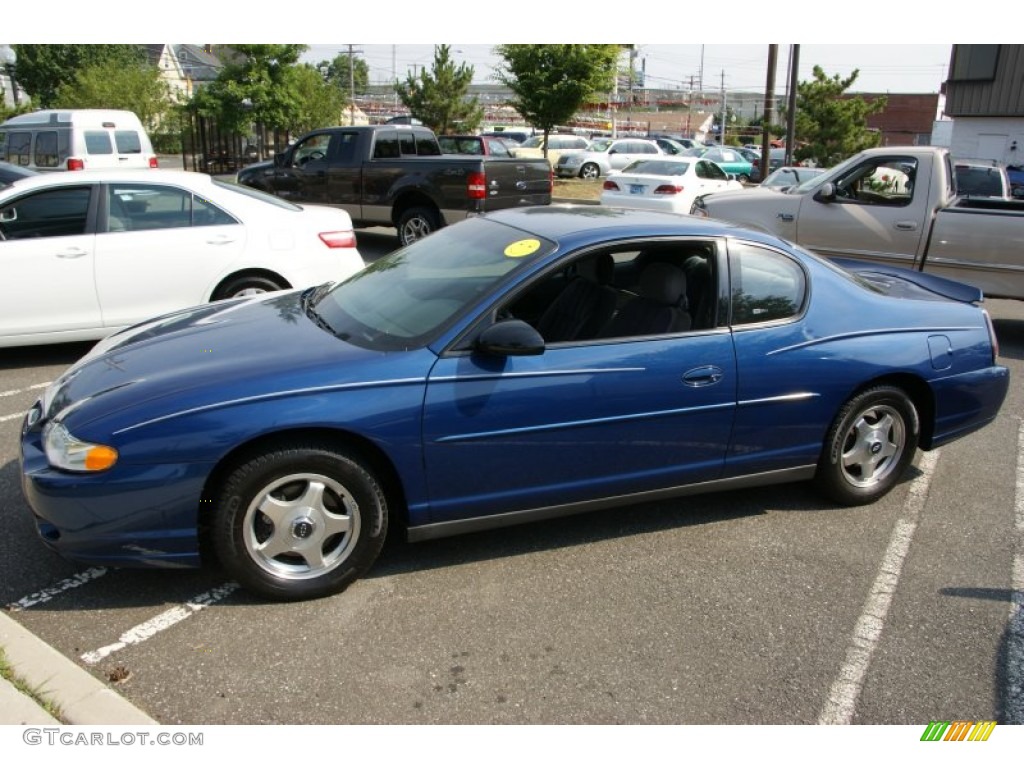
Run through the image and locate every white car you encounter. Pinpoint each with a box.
[556,138,663,179]
[0,169,365,347]
[599,157,742,214]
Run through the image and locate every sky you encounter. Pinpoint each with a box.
[301,44,954,95]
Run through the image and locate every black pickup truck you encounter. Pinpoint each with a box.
[237,125,552,245]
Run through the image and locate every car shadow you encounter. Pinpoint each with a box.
[992,317,1024,362]
[0,341,95,371]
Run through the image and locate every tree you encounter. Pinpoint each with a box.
[317,52,370,95]
[494,44,619,158]
[191,44,307,142]
[394,45,483,134]
[53,59,171,131]
[11,45,146,108]
[288,65,345,134]
[786,66,886,167]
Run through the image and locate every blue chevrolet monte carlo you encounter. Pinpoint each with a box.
[20,207,1009,601]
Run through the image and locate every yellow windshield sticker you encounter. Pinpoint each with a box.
[504,239,541,258]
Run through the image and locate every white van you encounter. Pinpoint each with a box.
[0,109,157,172]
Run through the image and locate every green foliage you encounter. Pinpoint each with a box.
[11,45,146,108]
[288,65,345,133]
[317,53,370,95]
[53,59,172,133]
[191,44,307,135]
[494,44,619,155]
[781,66,886,166]
[395,45,483,134]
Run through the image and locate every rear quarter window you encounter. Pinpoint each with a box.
[729,242,806,325]
[114,131,143,154]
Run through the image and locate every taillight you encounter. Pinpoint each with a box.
[319,231,357,249]
[467,171,486,200]
[549,168,554,193]
[149,156,159,168]
[67,158,84,171]
[982,308,999,361]
[654,184,684,195]
[602,180,619,191]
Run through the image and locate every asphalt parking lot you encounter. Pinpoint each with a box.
[1,237,1022,726]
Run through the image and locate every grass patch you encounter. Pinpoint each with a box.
[0,647,65,722]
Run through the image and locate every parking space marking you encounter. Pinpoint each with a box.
[1007,419,1024,724]
[818,449,940,725]
[80,582,239,665]
[0,383,51,399]
[6,567,109,611]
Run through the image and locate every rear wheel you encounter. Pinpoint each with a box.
[397,206,440,246]
[736,173,750,184]
[213,274,287,300]
[815,386,920,506]
[212,443,388,601]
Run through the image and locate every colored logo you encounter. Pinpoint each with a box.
[920,720,996,742]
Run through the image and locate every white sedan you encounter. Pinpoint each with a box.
[599,157,742,214]
[0,169,365,347]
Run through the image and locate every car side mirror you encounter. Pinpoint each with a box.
[814,182,837,203]
[476,320,545,357]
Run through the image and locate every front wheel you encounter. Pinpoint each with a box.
[815,386,920,506]
[736,173,750,184]
[397,206,440,246]
[212,443,388,601]
[580,163,600,180]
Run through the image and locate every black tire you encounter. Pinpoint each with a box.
[815,386,920,506]
[213,274,288,301]
[737,173,750,184]
[397,206,440,246]
[212,443,388,601]
[580,163,600,180]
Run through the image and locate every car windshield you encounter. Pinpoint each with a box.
[521,136,544,148]
[588,140,614,153]
[312,218,556,351]
[622,160,690,176]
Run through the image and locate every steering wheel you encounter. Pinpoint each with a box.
[307,150,325,162]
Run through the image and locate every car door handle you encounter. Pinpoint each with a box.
[777,213,794,222]
[895,221,918,231]
[205,235,236,245]
[682,365,724,387]
[56,248,88,259]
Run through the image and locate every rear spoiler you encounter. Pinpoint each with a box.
[831,258,984,304]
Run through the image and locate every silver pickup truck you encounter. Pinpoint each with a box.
[691,146,1024,300]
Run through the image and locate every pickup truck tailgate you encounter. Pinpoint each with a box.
[480,158,552,210]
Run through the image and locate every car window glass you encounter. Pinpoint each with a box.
[705,162,727,180]
[486,139,511,157]
[834,157,918,207]
[501,240,719,343]
[108,184,194,231]
[34,131,60,168]
[729,242,806,325]
[84,131,113,155]
[114,131,142,154]
[416,134,441,156]
[0,186,92,239]
[5,131,31,165]
[292,134,330,167]
[335,132,358,163]
[373,131,400,159]
[398,132,417,156]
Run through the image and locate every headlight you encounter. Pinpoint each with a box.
[43,422,118,472]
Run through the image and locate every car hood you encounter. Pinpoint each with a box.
[42,290,418,432]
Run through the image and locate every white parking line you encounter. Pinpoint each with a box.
[818,449,940,725]
[80,582,239,665]
[0,382,51,399]
[6,567,109,611]
[1006,419,1024,724]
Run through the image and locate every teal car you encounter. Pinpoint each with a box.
[696,146,754,183]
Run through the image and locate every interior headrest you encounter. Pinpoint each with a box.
[639,262,686,306]
[577,253,615,284]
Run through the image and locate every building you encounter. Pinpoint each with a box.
[144,44,221,102]
[942,45,1024,166]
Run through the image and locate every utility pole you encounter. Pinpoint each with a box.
[785,45,800,166]
[761,45,778,180]
[347,44,364,126]
[719,70,726,145]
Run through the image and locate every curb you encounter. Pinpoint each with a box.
[0,611,157,726]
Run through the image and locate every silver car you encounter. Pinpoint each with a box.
[555,138,663,179]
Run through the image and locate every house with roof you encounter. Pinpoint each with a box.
[144,44,221,102]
